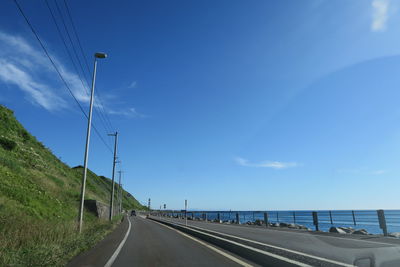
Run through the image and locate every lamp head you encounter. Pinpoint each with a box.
[95,52,107,59]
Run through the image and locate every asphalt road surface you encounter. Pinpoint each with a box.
[156,216,400,266]
[112,216,251,267]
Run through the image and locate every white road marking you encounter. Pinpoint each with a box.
[184,219,397,247]
[150,219,254,267]
[160,218,353,267]
[104,216,132,267]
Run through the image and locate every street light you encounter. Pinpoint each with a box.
[95,52,107,59]
[78,52,107,233]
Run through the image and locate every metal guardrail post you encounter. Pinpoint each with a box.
[277,212,279,222]
[217,212,220,221]
[236,212,240,224]
[293,211,296,224]
[329,211,333,224]
[352,210,356,226]
[377,209,388,236]
[264,212,269,227]
[312,211,319,231]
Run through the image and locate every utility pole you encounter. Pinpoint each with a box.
[78,52,107,233]
[185,199,188,226]
[148,198,151,210]
[118,170,123,214]
[108,132,118,221]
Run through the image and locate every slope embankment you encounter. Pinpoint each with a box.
[0,105,145,266]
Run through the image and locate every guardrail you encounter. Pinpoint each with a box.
[148,209,400,235]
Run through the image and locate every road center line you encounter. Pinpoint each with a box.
[150,219,254,267]
[104,216,132,267]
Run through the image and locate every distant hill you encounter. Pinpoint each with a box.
[0,105,146,265]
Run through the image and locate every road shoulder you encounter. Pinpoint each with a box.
[67,216,130,267]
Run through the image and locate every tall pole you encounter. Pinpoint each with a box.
[109,132,118,221]
[78,57,98,233]
[185,199,188,226]
[118,170,123,214]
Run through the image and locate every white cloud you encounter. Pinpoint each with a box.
[336,168,387,175]
[371,0,390,32]
[0,59,66,111]
[108,107,147,118]
[235,157,299,169]
[0,31,145,118]
[371,169,387,175]
[128,81,137,88]
[0,31,87,111]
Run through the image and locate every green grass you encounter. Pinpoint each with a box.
[0,105,146,266]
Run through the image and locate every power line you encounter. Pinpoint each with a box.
[53,0,87,87]
[46,0,113,148]
[62,0,116,133]
[13,0,113,154]
[62,0,92,77]
[45,0,86,94]
[50,0,114,139]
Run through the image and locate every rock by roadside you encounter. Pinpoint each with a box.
[389,232,400,238]
[353,229,369,235]
[329,226,372,236]
[329,227,347,234]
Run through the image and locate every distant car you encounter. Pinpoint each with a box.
[131,210,136,216]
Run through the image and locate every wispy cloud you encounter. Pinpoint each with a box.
[371,0,390,32]
[128,81,137,89]
[371,169,387,175]
[0,59,67,110]
[0,32,67,111]
[0,31,145,118]
[337,168,388,175]
[235,157,299,169]
[108,107,147,118]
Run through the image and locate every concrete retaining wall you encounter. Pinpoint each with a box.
[84,200,110,220]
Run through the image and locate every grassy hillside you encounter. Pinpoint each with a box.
[0,105,146,266]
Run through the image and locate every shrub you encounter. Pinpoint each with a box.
[18,129,31,142]
[0,137,16,151]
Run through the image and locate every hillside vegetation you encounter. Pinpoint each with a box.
[0,105,145,266]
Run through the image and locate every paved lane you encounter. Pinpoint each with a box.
[156,217,400,266]
[112,216,249,267]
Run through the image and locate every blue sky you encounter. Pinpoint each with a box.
[1,0,400,210]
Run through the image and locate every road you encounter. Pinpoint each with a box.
[69,215,400,266]
[154,216,400,266]
[112,216,251,267]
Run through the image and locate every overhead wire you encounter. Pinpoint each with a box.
[13,0,113,154]
[62,0,116,134]
[51,0,114,140]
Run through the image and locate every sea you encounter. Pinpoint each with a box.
[168,209,400,235]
